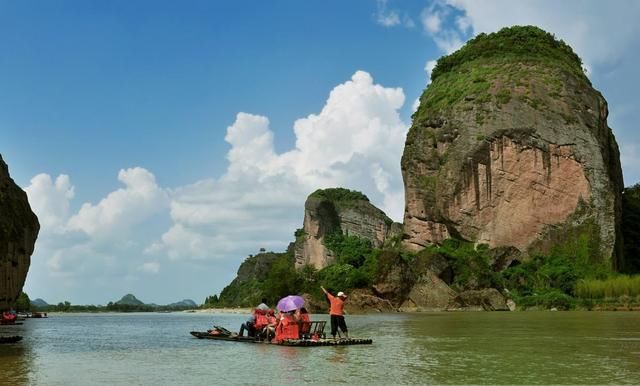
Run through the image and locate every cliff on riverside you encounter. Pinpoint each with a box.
[294,188,402,269]
[212,27,634,312]
[403,26,623,269]
[0,154,39,310]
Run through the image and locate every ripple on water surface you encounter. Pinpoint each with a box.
[1,311,640,385]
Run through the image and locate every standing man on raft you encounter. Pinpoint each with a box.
[321,286,349,340]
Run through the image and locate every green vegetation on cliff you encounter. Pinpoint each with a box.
[309,187,369,203]
[430,25,585,83]
[214,230,380,308]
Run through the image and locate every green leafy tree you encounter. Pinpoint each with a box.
[15,292,31,312]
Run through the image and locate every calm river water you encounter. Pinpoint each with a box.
[1,311,640,385]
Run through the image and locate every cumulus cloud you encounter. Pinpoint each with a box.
[67,168,168,238]
[150,70,408,260]
[25,167,169,279]
[421,8,442,34]
[24,174,75,231]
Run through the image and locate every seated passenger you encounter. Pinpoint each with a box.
[253,308,269,339]
[265,309,277,341]
[298,307,311,336]
[238,314,255,337]
[274,311,299,343]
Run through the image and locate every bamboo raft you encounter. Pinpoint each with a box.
[190,331,372,347]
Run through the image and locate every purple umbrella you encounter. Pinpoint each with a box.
[277,295,305,312]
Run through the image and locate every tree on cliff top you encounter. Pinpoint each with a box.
[309,187,369,203]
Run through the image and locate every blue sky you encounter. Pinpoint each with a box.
[1,0,639,305]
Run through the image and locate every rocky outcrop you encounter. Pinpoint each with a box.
[295,188,402,269]
[0,155,39,310]
[373,249,459,311]
[402,26,623,268]
[343,289,395,313]
[447,289,509,311]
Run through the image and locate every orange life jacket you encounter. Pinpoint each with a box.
[254,309,269,330]
[274,314,299,343]
[327,293,344,316]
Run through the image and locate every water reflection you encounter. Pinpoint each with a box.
[2,312,640,385]
[0,340,34,385]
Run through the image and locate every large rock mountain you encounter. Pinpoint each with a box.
[0,155,39,310]
[402,26,623,268]
[295,188,401,269]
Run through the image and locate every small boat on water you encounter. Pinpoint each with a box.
[0,336,23,344]
[190,331,372,346]
[190,324,373,347]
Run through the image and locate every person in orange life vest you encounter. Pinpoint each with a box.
[265,309,277,341]
[321,286,349,339]
[274,311,299,343]
[239,298,272,337]
[253,308,270,339]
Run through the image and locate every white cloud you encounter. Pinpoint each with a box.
[24,174,75,231]
[421,10,442,34]
[411,97,421,113]
[151,70,408,260]
[424,59,438,83]
[67,167,168,238]
[139,262,160,274]
[376,0,414,28]
[25,167,169,280]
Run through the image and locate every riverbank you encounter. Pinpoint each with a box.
[192,307,254,314]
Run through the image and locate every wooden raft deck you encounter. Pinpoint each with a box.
[190,331,372,346]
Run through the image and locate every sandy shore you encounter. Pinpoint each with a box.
[191,307,253,314]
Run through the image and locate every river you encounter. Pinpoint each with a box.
[1,311,639,385]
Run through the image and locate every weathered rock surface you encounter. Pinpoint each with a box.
[447,288,509,311]
[295,188,402,269]
[402,26,623,267]
[343,288,396,313]
[374,249,458,311]
[0,155,39,310]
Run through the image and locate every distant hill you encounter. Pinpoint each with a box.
[31,298,49,308]
[115,294,144,306]
[167,299,197,308]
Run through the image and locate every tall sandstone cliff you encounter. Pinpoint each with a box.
[402,26,623,268]
[0,155,39,309]
[294,188,401,269]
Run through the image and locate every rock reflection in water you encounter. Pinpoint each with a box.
[0,341,34,385]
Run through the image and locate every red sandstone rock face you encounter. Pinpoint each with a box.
[452,138,590,250]
[403,60,623,264]
[0,155,39,310]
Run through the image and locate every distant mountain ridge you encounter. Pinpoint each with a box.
[167,299,197,308]
[115,294,144,305]
[31,298,49,308]
[112,294,197,309]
